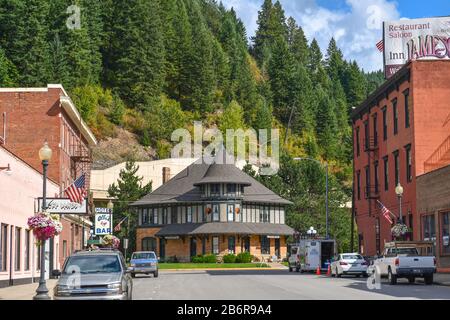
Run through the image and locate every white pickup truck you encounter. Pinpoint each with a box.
[371,241,436,285]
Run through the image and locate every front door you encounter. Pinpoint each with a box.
[243,237,250,252]
[275,238,280,257]
[190,237,197,258]
[159,238,166,260]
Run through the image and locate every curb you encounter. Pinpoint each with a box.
[159,267,284,272]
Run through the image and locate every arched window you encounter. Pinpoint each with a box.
[142,237,157,252]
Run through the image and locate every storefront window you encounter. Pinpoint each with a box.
[423,215,436,241]
[441,212,450,255]
[142,237,157,252]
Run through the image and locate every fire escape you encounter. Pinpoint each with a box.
[364,131,380,217]
[424,135,450,172]
[70,139,93,190]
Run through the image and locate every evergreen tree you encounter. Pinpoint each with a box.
[0,0,52,86]
[307,38,323,76]
[0,46,18,86]
[105,0,165,108]
[108,160,152,259]
[342,60,367,110]
[287,17,309,66]
[325,37,344,82]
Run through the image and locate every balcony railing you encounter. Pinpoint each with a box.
[364,136,378,152]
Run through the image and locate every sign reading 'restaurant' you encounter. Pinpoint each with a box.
[383,16,450,78]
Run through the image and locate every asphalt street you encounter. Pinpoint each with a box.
[132,269,450,300]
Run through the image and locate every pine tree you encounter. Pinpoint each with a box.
[0,0,52,86]
[287,17,309,66]
[308,38,323,76]
[105,0,165,108]
[108,160,152,259]
[0,46,18,86]
[325,37,344,82]
[342,60,367,110]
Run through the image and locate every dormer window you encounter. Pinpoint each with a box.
[226,183,236,194]
[210,184,220,196]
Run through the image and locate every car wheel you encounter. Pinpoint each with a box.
[363,272,369,278]
[128,288,133,300]
[388,268,397,285]
[424,274,433,285]
[408,277,415,284]
[289,266,293,272]
[131,273,136,278]
[336,268,341,278]
[295,264,300,272]
[154,270,159,278]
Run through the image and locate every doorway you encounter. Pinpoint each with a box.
[190,237,197,258]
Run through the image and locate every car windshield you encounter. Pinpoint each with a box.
[393,248,418,256]
[132,252,156,260]
[342,254,363,260]
[63,255,121,274]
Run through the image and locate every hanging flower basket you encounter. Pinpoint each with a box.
[27,212,63,243]
[391,223,409,239]
[102,234,120,249]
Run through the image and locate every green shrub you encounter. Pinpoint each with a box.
[223,254,236,263]
[191,255,204,263]
[203,254,217,263]
[164,255,178,263]
[235,252,252,263]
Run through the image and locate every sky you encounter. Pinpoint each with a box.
[221,0,450,72]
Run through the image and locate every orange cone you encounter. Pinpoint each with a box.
[316,266,321,275]
[326,265,331,276]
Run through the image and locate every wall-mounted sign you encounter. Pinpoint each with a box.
[37,198,88,214]
[383,16,450,78]
[95,207,113,214]
[267,235,280,239]
[95,213,112,235]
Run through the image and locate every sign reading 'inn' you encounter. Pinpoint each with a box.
[37,197,88,214]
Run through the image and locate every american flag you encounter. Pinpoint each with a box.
[114,216,128,232]
[64,174,87,204]
[377,200,394,224]
[376,39,384,52]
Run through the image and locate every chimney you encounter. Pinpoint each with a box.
[162,167,171,184]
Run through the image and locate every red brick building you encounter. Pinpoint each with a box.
[351,60,450,257]
[0,84,97,268]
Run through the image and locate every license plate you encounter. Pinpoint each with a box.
[413,269,421,273]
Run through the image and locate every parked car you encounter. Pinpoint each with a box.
[52,249,133,300]
[330,253,369,278]
[371,241,436,285]
[129,251,159,278]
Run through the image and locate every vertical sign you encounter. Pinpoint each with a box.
[94,208,112,235]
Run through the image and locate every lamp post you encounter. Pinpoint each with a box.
[294,158,329,239]
[307,226,317,238]
[395,183,404,224]
[34,141,52,300]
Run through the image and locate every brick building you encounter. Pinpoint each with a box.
[0,84,96,269]
[351,60,450,256]
[417,165,450,270]
[131,155,294,262]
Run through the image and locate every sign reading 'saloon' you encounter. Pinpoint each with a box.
[383,16,450,78]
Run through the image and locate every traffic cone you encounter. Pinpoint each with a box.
[326,265,331,276]
[316,266,321,275]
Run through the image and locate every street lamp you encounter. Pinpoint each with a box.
[307,226,317,238]
[395,183,404,224]
[34,141,52,300]
[294,157,329,239]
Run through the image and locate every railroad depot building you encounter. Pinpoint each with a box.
[351,60,450,263]
[132,156,294,262]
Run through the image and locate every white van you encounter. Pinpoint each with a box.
[288,239,336,272]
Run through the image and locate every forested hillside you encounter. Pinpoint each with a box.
[0,0,384,249]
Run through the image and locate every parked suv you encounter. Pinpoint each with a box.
[129,251,159,278]
[53,249,133,300]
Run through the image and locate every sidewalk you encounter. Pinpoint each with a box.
[0,280,57,300]
[432,273,450,286]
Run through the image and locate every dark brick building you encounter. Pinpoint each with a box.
[0,84,97,268]
[417,164,450,270]
[351,60,450,257]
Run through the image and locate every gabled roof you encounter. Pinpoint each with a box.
[131,157,292,206]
